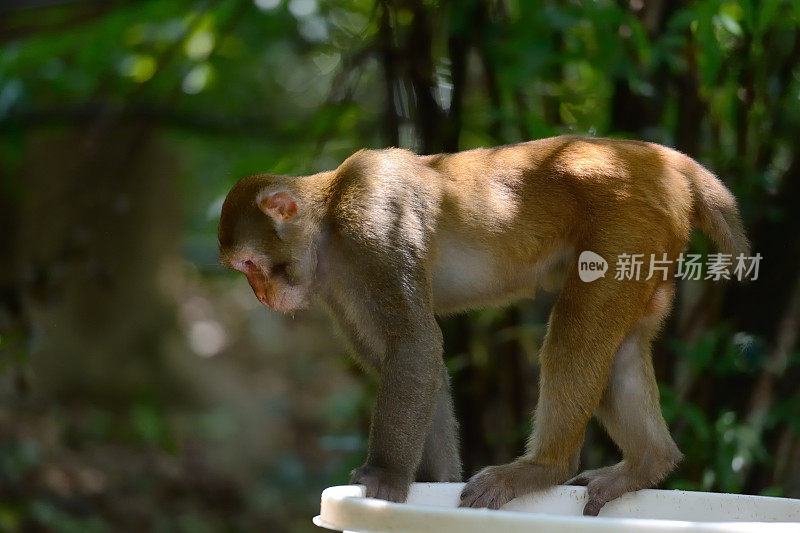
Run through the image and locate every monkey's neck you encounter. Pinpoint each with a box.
[291,170,334,221]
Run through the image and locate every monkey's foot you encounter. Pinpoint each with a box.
[350,465,410,503]
[567,466,636,516]
[459,464,515,509]
[460,459,569,510]
[460,459,560,510]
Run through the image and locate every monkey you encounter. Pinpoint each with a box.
[218,135,749,516]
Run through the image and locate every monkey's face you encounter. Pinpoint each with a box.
[218,178,315,313]
[227,249,311,313]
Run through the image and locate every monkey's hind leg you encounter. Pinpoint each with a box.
[459,274,654,510]
[568,286,682,516]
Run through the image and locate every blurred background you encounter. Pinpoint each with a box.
[1,0,799,531]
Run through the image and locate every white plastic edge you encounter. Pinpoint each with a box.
[314,483,800,533]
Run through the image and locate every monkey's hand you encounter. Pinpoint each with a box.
[350,464,410,503]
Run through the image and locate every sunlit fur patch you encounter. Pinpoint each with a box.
[482,178,521,231]
[555,141,629,180]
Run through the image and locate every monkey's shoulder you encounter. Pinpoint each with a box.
[324,149,441,254]
[331,148,443,200]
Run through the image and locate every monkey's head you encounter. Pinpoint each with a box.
[218,175,318,313]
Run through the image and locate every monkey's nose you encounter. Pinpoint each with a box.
[258,293,273,308]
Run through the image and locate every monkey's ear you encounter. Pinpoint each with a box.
[258,191,298,222]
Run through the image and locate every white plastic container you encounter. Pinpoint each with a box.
[314,483,800,532]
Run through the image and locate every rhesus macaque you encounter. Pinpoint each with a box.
[218,136,748,515]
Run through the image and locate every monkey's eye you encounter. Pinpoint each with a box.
[271,262,289,277]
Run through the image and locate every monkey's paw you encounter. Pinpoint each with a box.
[459,464,516,510]
[567,467,631,516]
[350,465,410,503]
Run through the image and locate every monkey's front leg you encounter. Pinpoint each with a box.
[350,322,445,502]
[415,367,462,483]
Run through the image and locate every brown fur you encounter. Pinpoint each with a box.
[218,135,748,514]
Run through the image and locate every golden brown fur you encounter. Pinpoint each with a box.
[218,135,748,514]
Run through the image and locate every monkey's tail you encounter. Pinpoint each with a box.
[683,158,750,258]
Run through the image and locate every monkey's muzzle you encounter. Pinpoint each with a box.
[235,259,275,308]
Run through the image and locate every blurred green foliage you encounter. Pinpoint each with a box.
[2,0,800,531]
